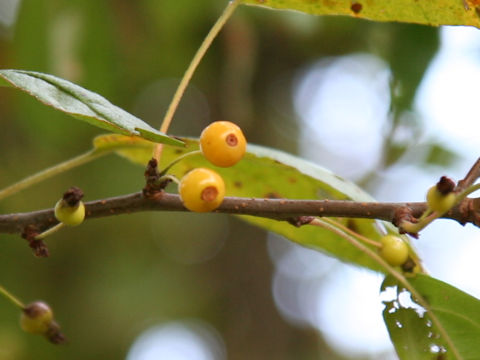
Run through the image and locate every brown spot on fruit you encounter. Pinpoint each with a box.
[225,133,238,146]
[351,2,362,14]
[201,186,218,202]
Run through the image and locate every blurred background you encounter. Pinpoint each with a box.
[0,1,479,359]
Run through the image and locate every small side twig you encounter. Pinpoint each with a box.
[21,225,49,257]
[143,158,173,199]
[456,157,480,192]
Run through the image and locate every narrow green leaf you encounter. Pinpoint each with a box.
[242,0,480,28]
[93,134,419,272]
[0,69,184,146]
[382,274,480,359]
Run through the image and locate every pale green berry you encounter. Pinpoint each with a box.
[426,186,456,213]
[20,302,53,335]
[54,199,85,226]
[379,235,409,267]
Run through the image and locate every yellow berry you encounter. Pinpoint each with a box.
[426,186,456,213]
[54,199,85,226]
[200,121,246,167]
[179,168,225,212]
[20,302,53,335]
[379,235,409,266]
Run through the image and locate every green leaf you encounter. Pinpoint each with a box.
[242,0,480,28]
[0,70,184,147]
[382,274,480,359]
[424,142,458,168]
[93,134,420,272]
[382,277,449,359]
[410,274,480,359]
[383,305,446,360]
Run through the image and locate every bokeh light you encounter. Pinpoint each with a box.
[127,320,226,360]
[0,0,21,29]
[313,268,394,358]
[417,26,480,153]
[294,53,391,179]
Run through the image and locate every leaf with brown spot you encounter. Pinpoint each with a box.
[242,0,480,28]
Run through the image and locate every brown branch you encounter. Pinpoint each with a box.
[456,157,480,192]
[0,192,478,236]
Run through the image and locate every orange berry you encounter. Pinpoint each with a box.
[200,121,246,167]
[179,168,225,212]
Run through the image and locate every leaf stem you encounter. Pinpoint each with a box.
[159,150,202,176]
[0,150,106,201]
[162,174,180,186]
[0,285,25,309]
[153,0,242,161]
[35,223,65,240]
[322,217,382,248]
[457,182,480,200]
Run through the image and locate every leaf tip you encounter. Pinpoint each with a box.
[134,127,185,147]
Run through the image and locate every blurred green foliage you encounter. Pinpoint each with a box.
[0,1,443,359]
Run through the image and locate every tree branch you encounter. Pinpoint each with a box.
[1,192,479,235]
[457,157,480,192]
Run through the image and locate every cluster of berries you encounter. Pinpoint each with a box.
[53,121,436,271]
[179,121,246,212]
[51,121,246,224]
[378,181,457,269]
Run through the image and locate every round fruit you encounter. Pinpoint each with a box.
[179,168,225,212]
[426,186,456,213]
[379,235,409,267]
[20,301,53,334]
[200,121,246,167]
[54,199,85,226]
